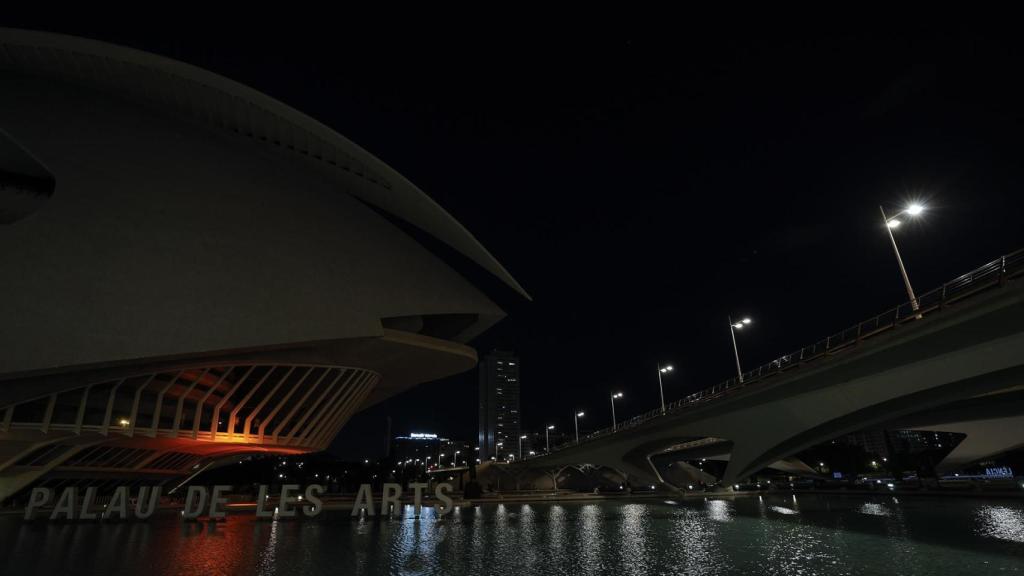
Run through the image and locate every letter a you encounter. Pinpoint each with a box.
[352,484,375,517]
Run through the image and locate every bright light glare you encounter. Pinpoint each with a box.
[547,425,555,430]
[887,219,902,229]
[577,411,585,417]
[732,323,743,329]
[613,392,623,398]
[742,318,751,324]
[907,203,924,215]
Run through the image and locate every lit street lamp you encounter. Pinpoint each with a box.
[519,435,527,460]
[880,203,925,311]
[574,411,585,444]
[545,425,555,452]
[610,392,624,430]
[657,364,673,414]
[728,316,752,382]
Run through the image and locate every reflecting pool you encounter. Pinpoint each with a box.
[2,495,1023,575]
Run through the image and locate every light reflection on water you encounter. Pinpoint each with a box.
[858,502,891,517]
[976,505,1024,543]
[1,495,1023,575]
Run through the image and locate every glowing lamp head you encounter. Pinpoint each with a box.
[742,318,751,324]
[520,435,527,439]
[887,219,902,229]
[612,392,623,399]
[577,411,585,417]
[547,425,555,430]
[906,203,924,215]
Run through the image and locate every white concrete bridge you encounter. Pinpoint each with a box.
[519,250,1024,487]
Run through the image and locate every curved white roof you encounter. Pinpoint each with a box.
[0,28,528,299]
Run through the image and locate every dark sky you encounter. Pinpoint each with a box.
[9,22,1024,458]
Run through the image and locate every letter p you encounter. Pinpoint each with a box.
[24,487,53,520]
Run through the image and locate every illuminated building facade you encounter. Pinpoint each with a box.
[478,350,521,461]
[0,29,523,502]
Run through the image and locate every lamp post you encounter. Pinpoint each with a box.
[545,425,555,452]
[728,316,752,382]
[452,450,460,467]
[610,392,624,430]
[574,411,584,444]
[657,364,673,414]
[880,203,925,311]
[519,435,527,460]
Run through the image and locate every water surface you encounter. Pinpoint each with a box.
[2,495,1022,575]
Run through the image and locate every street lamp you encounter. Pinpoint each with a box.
[610,392,624,430]
[728,316,752,382]
[546,425,555,452]
[519,435,527,460]
[657,364,673,414]
[574,411,585,444]
[880,203,926,311]
[452,450,460,467]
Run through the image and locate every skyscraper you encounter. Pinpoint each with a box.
[479,350,521,460]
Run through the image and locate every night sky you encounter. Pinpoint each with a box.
[9,22,1024,458]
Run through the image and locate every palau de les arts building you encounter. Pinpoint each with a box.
[0,29,525,502]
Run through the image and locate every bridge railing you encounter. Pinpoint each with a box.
[536,248,1024,459]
